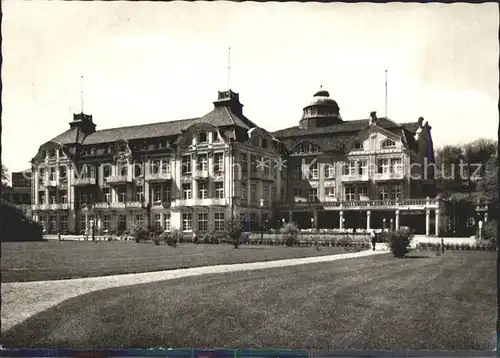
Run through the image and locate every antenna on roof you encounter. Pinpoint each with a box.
[384,70,388,118]
[80,75,84,113]
[227,47,231,90]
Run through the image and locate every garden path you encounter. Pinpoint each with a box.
[2,246,388,332]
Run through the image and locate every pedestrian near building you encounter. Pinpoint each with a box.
[370,230,377,251]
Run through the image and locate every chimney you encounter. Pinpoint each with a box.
[369,111,377,125]
[418,116,424,128]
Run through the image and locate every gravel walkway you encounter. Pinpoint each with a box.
[2,247,388,332]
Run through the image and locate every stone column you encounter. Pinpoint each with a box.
[339,211,344,229]
[85,212,89,232]
[191,154,198,199]
[395,210,400,230]
[288,210,293,223]
[34,170,39,204]
[435,209,440,236]
[425,208,430,236]
[366,210,371,230]
[313,210,318,230]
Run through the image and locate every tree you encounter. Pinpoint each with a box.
[478,155,498,202]
[1,165,9,188]
[225,217,243,248]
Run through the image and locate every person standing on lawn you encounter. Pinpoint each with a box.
[370,230,377,251]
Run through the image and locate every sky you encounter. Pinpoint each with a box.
[2,1,498,173]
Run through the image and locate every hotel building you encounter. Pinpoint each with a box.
[30,88,439,235]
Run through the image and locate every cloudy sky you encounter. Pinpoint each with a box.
[2,1,498,173]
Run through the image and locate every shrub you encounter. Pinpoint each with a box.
[132,226,150,243]
[281,222,299,247]
[162,229,182,247]
[225,218,243,248]
[482,220,497,246]
[387,229,413,258]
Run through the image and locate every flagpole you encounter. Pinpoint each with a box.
[385,70,387,118]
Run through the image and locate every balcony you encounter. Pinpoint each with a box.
[151,200,171,208]
[372,171,404,181]
[341,173,369,182]
[145,172,172,182]
[79,203,94,211]
[94,202,110,209]
[73,177,97,186]
[110,202,126,209]
[105,175,132,185]
[44,179,58,187]
[173,198,228,207]
[273,198,439,211]
[193,170,209,180]
[125,201,143,208]
[213,171,225,181]
[32,203,70,211]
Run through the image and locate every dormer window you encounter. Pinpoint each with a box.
[211,131,219,143]
[296,142,320,154]
[353,142,363,150]
[381,139,396,149]
[198,132,208,143]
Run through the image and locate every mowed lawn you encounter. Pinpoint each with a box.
[2,252,495,350]
[1,241,346,282]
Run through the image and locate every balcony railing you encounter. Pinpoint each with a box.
[151,200,171,208]
[193,170,209,180]
[105,175,132,185]
[32,203,70,211]
[273,198,438,210]
[44,179,58,187]
[145,172,172,182]
[94,202,110,209]
[125,201,142,208]
[110,202,126,209]
[174,198,228,207]
[372,171,404,181]
[341,173,369,182]
[73,177,97,186]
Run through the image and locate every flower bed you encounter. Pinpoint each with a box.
[416,242,497,251]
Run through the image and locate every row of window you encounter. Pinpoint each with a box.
[240,182,284,203]
[291,158,403,180]
[294,185,403,202]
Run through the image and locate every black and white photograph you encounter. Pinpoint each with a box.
[1,1,498,354]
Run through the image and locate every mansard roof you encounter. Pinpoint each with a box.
[49,106,258,147]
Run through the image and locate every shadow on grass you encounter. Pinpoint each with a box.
[403,255,432,259]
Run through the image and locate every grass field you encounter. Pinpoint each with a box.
[1,241,347,282]
[2,251,495,350]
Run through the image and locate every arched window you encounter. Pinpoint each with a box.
[381,139,396,149]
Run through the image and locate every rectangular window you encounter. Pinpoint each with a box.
[280,187,285,200]
[182,155,192,175]
[250,183,257,202]
[293,164,301,180]
[240,182,247,201]
[153,186,162,202]
[214,212,225,231]
[80,192,87,204]
[164,213,171,231]
[309,163,319,179]
[103,215,111,231]
[197,154,208,171]
[119,188,127,202]
[151,160,160,175]
[294,188,302,198]
[378,159,390,174]
[324,164,335,179]
[215,182,224,199]
[358,186,368,199]
[308,189,318,202]
[154,214,162,231]
[182,213,192,231]
[263,185,269,203]
[392,158,403,174]
[241,153,248,173]
[345,186,355,201]
[59,166,67,182]
[262,157,270,176]
[198,182,208,199]
[271,186,277,201]
[250,213,258,228]
[358,160,368,175]
[50,167,57,181]
[161,159,170,174]
[49,215,57,232]
[134,164,142,177]
[347,161,357,176]
[136,186,144,202]
[59,190,68,204]
[103,188,110,203]
[391,185,403,200]
[103,165,111,178]
[120,164,128,177]
[198,132,208,143]
[118,214,127,231]
[182,183,192,200]
[135,214,144,228]
[250,155,257,173]
[325,187,335,198]
[211,131,219,143]
[162,184,170,202]
[214,153,224,173]
[198,212,208,232]
[379,186,390,200]
[60,215,68,232]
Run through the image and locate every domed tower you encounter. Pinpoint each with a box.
[299,87,343,129]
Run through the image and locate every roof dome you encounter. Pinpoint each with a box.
[304,87,339,108]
